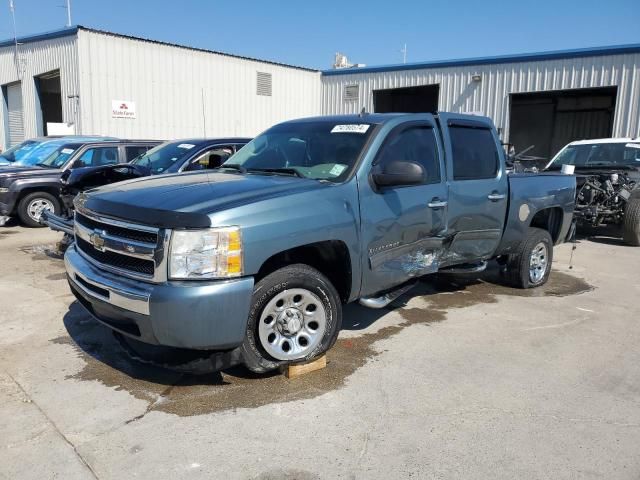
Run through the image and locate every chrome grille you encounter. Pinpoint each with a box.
[76,237,155,276]
[76,212,158,244]
[74,208,168,282]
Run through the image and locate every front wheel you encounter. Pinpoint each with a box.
[240,264,342,373]
[17,192,60,228]
[505,227,554,289]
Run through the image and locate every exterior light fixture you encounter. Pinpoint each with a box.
[472,74,482,82]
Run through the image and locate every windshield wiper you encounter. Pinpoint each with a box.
[219,164,247,173]
[35,163,52,168]
[247,167,304,178]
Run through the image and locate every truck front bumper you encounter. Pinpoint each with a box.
[64,245,254,350]
[41,210,74,234]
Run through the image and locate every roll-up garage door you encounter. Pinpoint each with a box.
[6,83,25,147]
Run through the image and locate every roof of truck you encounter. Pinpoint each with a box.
[568,138,640,145]
[277,112,491,126]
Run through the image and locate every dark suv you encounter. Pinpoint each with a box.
[0,137,160,227]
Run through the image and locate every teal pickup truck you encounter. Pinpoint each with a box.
[64,113,576,372]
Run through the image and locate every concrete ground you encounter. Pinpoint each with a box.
[1,221,639,480]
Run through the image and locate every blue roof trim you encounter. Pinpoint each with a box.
[0,26,78,48]
[322,43,640,76]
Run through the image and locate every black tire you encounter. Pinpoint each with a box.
[622,198,640,246]
[17,192,61,228]
[240,264,342,373]
[505,227,554,289]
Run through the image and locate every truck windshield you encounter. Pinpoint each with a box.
[17,142,74,167]
[31,144,79,168]
[547,142,640,169]
[0,140,39,164]
[224,121,375,182]
[131,141,199,174]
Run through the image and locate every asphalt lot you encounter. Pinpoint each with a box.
[1,221,639,480]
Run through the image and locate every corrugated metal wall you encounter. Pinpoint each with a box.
[0,35,79,148]
[77,30,321,140]
[321,53,640,141]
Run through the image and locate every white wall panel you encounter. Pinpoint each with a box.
[321,53,640,141]
[0,35,79,149]
[77,30,321,140]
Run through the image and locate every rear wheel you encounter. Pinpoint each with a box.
[240,264,342,373]
[17,192,60,228]
[622,198,640,246]
[506,227,553,289]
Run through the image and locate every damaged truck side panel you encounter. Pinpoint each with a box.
[64,113,576,372]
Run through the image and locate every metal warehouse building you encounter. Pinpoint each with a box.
[1,25,639,161]
[322,45,640,160]
[0,26,320,147]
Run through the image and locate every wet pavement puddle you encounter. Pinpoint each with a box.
[53,266,592,418]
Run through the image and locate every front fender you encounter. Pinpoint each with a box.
[208,181,362,299]
[9,176,62,195]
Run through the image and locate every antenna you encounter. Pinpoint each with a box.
[65,0,71,27]
[58,0,72,27]
[8,0,21,78]
[400,43,407,64]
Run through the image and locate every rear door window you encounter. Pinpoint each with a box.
[450,127,499,180]
[76,147,119,167]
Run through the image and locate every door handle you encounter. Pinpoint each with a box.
[428,199,448,209]
[487,193,506,201]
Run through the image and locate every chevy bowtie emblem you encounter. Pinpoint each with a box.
[89,230,106,252]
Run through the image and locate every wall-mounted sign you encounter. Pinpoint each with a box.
[112,100,136,119]
[47,122,75,135]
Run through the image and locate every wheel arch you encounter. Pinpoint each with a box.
[528,206,564,243]
[255,240,352,303]
[17,185,61,203]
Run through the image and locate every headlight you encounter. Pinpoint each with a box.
[169,226,242,279]
[0,187,9,193]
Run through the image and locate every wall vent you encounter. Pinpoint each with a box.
[256,72,272,96]
[344,84,359,102]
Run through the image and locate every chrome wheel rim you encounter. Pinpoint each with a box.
[27,198,54,222]
[529,242,548,284]
[258,288,327,361]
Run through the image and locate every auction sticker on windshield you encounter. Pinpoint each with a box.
[331,124,370,134]
[329,164,347,176]
[177,144,196,149]
[61,148,75,154]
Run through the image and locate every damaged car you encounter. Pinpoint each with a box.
[63,113,576,373]
[0,137,159,227]
[544,138,640,245]
[42,138,250,236]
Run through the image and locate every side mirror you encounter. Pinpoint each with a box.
[372,161,425,187]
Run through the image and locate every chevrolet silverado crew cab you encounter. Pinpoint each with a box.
[64,113,576,373]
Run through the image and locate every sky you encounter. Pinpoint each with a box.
[1,0,639,70]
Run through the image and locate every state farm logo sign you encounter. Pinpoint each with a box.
[112,100,136,119]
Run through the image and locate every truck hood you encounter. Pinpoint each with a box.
[80,171,326,228]
[0,165,58,183]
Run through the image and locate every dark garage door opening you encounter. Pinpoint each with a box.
[35,70,63,136]
[509,87,617,163]
[373,84,439,114]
